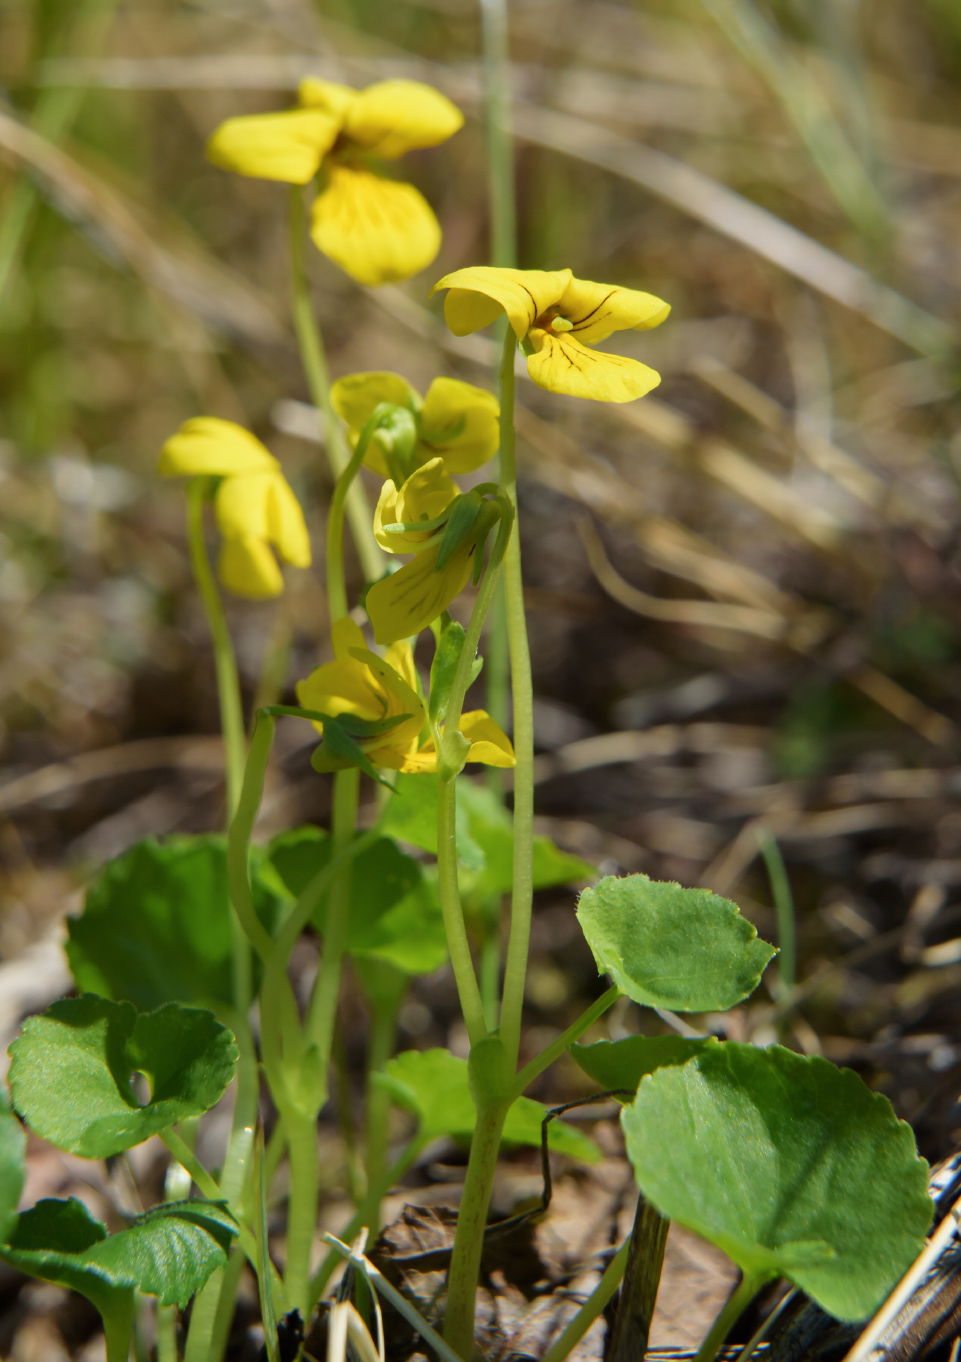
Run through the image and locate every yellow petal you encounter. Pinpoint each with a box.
[342,80,463,159]
[458,710,515,767]
[431,266,571,339]
[310,164,441,287]
[298,77,358,120]
[296,656,386,727]
[384,639,419,693]
[331,616,368,660]
[419,378,499,474]
[265,474,312,567]
[330,371,420,477]
[556,276,671,344]
[374,458,458,552]
[218,535,284,599]
[159,417,276,478]
[215,471,274,539]
[206,109,339,184]
[366,541,476,644]
[526,329,662,403]
[397,746,438,774]
[346,645,425,751]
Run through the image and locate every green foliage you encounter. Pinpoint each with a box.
[9,997,238,1158]
[0,1090,25,1244]
[267,828,447,974]
[66,836,285,1011]
[773,680,886,778]
[380,774,594,889]
[1,1196,236,1309]
[576,875,775,1012]
[622,1043,933,1320]
[457,780,595,896]
[377,1048,601,1163]
[380,773,486,871]
[570,1034,715,1094]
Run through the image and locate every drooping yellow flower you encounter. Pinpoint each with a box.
[159,417,311,599]
[365,533,484,646]
[373,458,459,553]
[331,372,499,479]
[206,78,463,287]
[431,267,670,403]
[297,618,513,772]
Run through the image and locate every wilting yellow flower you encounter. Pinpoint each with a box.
[297,619,513,772]
[432,267,670,403]
[159,417,311,599]
[207,78,463,286]
[373,458,459,553]
[331,372,499,479]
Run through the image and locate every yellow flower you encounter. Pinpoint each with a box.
[206,78,463,286]
[331,373,499,479]
[431,267,670,403]
[365,532,487,646]
[159,417,311,599]
[373,458,459,553]
[297,619,513,772]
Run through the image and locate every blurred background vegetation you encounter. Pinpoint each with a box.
[3,0,961,1199]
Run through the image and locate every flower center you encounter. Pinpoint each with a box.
[535,311,574,334]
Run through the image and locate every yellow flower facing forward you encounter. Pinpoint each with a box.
[297,619,513,773]
[207,78,463,286]
[373,458,459,553]
[159,417,311,599]
[331,372,499,480]
[431,267,670,403]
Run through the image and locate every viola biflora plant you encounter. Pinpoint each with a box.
[0,71,934,1362]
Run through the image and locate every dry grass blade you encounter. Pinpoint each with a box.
[577,516,789,640]
[0,106,285,347]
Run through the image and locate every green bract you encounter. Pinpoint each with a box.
[571,1034,715,1094]
[8,997,238,1158]
[577,874,775,1012]
[66,836,285,1010]
[0,1090,25,1244]
[377,1048,601,1162]
[621,1042,933,1321]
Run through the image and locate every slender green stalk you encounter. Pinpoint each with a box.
[287,186,383,584]
[758,828,796,998]
[435,504,514,1048]
[284,1115,321,1320]
[304,768,359,1069]
[183,1277,222,1362]
[479,905,501,1029]
[255,1131,281,1362]
[513,986,621,1097]
[442,1103,509,1357]
[206,1249,247,1362]
[102,1296,135,1362]
[695,1272,771,1362]
[494,328,535,1071]
[155,1301,177,1362]
[540,1238,632,1362]
[326,403,387,621]
[364,976,405,1204]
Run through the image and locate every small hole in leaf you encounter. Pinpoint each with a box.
[129,1072,150,1106]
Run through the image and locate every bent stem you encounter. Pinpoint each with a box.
[695,1271,771,1362]
[287,185,383,584]
[540,1237,632,1362]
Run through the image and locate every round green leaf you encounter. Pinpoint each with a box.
[377,1048,601,1163]
[571,1035,716,1095]
[2,1197,236,1307]
[622,1042,933,1321]
[576,874,775,1012]
[66,836,284,1011]
[9,997,238,1158]
[0,1089,25,1244]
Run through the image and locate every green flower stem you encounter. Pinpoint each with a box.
[303,767,359,1072]
[160,1130,259,1266]
[326,406,383,622]
[540,1237,632,1362]
[512,985,621,1098]
[494,327,535,1072]
[287,186,383,585]
[183,1275,224,1362]
[101,1295,135,1362]
[479,904,501,1029]
[442,1102,510,1358]
[225,712,277,964]
[435,505,514,1049]
[695,1272,771,1362]
[283,1114,319,1320]
[364,977,405,1209]
[308,1137,425,1309]
[206,1248,247,1362]
[155,1301,177,1362]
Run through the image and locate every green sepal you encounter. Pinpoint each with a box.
[434,492,483,571]
[8,996,238,1159]
[429,620,467,725]
[439,729,472,782]
[311,716,394,789]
